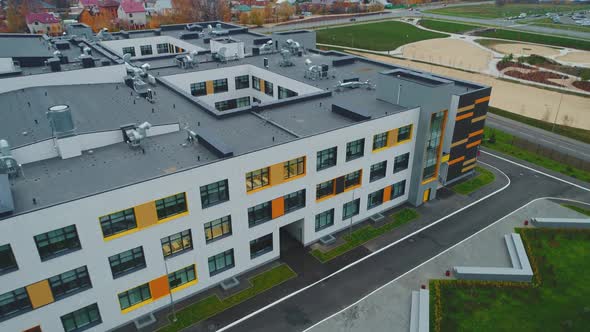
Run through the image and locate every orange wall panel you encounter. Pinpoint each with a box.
[206,81,214,95]
[383,186,392,202]
[269,163,284,186]
[26,280,54,309]
[272,197,285,219]
[149,276,170,300]
[135,201,158,228]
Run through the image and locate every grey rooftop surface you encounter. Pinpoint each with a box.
[0,34,53,58]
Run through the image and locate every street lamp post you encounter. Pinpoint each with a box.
[163,258,177,322]
[552,93,564,132]
[348,190,356,237]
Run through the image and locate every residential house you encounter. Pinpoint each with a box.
[118,0,148,27]
[26,12,62,36]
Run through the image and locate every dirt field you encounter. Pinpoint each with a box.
[401,38,493,72]
[350,51,590,130]
[489,42,562,57]
[557,51,590,65]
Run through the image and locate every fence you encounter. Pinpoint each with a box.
[511,137,590,172]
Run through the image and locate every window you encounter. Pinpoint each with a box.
[373,132,388,151]
[139,45,153,56]
[342,198,360,220]
[213,78,228,93]
[248,201,272,227]
[168,265,196,290]
[393,153,410,173]
[264,81,274,97]
[215,100,231,111]
[61,303,102,332]
[316,179,334,200]
[236,96,250,108]
[245,167,269,192]
[129,13,133,18]
[0,244,18,275]
[250,233,273,258]
[392,180,406,199]
[99,208,137,238]
[34,225,81,261]
[161,230,193,258]
[200,179,229,208]
[118,283,151,310]
[190,82,206,96]
[204,216,232,243]
[284,189,305,213]
[278,86,298,99]
[284,157,305,179]
[346,138,365,161]
[109,247,146,278]
[156,43,169,54]
[315,209,334,231]
[252,76,261,91]
[208,249,234,276]
[317,147,337,171]
[397,124,412,142]
[0,288,31,320]
[344,170,362,189]
[155,193,187,220]
[49,266,92,300]
[370,161,387,182]
[423,112,446,181]
[122,46,135,57]
[367,189,384,209]
[235,75,249,89]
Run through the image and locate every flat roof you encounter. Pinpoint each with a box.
[0,34,54,58]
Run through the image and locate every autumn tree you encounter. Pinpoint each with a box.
[250,8,264,26]
[367,2,384,12]
[6,0,26,32]
[331,0,346,14]
[276,2,294,21]
[239,12,250,25]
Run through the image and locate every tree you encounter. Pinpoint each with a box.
[367,3,384,12]
[239,12,250,25]
[276,2,295,22]
[250,8,264,26]
[263,2,273,23]
[6,0,26,32]
[331,1,346,14]
[217,0,231,22]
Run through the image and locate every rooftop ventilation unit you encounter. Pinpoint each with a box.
[175,50,199,69]
[279,49,294,67]
[283,39,303,56]
[97,27,113,41]
[47,105,76,138]
[121,122,152,148]
[0,139,20,178]
[304,60,330,80]
[256,40,274,55]
[334,79,375,91]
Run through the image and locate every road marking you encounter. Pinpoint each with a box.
[302,197,590,332]
[215,162,511,332]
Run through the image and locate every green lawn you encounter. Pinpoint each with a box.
[482,127,590,182]
[419,19,484,34]
[451,166,495,195]
[158,264,296,332]
[431,228,590,331]
[561,204,590,217]
[316,21,448,51]
[478,29,590,51]
[487,107,590,145]
[426,4,590,19]
[526,18,590,33]
[311,208,419,263]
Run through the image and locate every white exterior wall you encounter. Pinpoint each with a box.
[0,107,419,332]
[117,8,147,26]
[101,36,204,59]
[0,58,16,74]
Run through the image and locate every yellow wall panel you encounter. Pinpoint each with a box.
[386,129,397,147]
[27,280,54,309]
[441,154,450,163]
[260,79,265,93]
[135,202,158,228]
[462,163,477,173]
[269,163,284,186]
[206,80,214,95]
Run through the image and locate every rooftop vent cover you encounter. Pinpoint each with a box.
[47,105,76,138]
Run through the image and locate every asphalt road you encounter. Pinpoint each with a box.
[213,151,590,332]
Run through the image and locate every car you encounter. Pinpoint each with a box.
[350,18,356,22]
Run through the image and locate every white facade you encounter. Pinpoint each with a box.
[100,36,205,59]
[117,7,147,26]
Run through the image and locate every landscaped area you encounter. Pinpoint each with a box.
[477,29,590,51]
[561,204,590,217]
[158,264,296,332]
[419,19,484,34]
[425,3,590,19]
[431,228,590,331]
[316,21,447,51]
[451,167,495,195]
[311,208,419,263]
[526,17,590,33]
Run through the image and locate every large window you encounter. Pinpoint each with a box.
[34,225,81,261]
[0,288,31,320]
[200,179,229,208]
[156,43,170,54]
[248,201,272,227]
[236,96,250,108]
[60,303,102,332]
[139,45,153,56]
[190,82,206,96]
[316,179,334,200]
[342,198,360,220]
[213,78,228,93]
[122,46,135,56]
[367,189,384,209]
[373,132,388,151]
[99,208,137,238]
[168,265,196,290]
[317,147,337,171]
[284,189,305,213]
[235,75,249,89]
[155,193,187,220]
[346,138,365,161]
[423,112,446,181]
[393,152,410,173]
[392,180,406,199]
[118,283,151,310]
[0,244,18,275]
[278,86,298,99]
[208,249,235,276]
[315,209,334,232]
[264,81,274,97]
[252,76,261,91]
[397,124,412,142]
[250,233,273,258]
[49,266,92,300]
[284,157,305,179]
[245,167,269,192]
[370,161,387,182]
[344,170,362,189]
[109,247,146,278]
[161,230,193,258]
[204,216,232,243]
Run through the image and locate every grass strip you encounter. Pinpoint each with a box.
[419,19,484,34]
[483,127,590,182]
[451,166,495,195]
[561,204,590,217]
[478,29,590,51]
[311,208,418,263]
[425,3,590,19]
[158,264,296,332]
